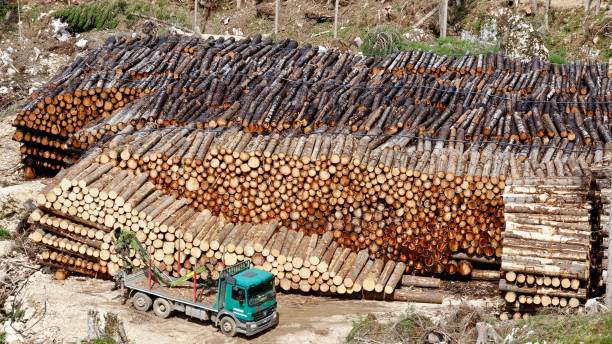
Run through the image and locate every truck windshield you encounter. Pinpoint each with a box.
[248,279,274,306]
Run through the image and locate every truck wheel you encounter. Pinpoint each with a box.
[219,316,237,337]
[153,298,172,319]
[132,292,152,312]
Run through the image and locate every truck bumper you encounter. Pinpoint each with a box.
[239,312,278,336]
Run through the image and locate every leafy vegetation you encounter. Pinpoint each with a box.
[346,314,377,342]
[500,312,612,344]
[361,24,500,58]
[0,0,17,21]
[549,48,568,65]
[348,308,612,344]
[55,1,126,31]
[361,26,407,57]
[81,337,117,344]
[407,36,501,57]
[0,331,5,344]
[346,311,439,343]
[0,228,10,240]
[527,7,610,62]
[54,0,190,32]
[125,0,190,28]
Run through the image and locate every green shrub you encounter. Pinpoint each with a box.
[549,48,568,64]
[55,0,191,32]
[0,228,9,240]
[81,337,117,344]
[346,314,377,342]
[408,36,500,57]
[0,1,17,21]
[55,1,127,32]
[361,26,407,57]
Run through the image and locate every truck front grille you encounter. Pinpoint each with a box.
[253,306,275,322]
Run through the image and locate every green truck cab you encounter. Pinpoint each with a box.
[121,261,278,337]
[217,267,277,336]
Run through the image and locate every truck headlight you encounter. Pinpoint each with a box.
[249,323,257,329]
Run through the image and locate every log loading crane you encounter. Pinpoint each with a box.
[113,228,278,337]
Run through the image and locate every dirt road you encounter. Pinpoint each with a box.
[19,271,466,344]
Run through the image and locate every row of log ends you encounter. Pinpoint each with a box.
[27,123,607,292]
[26,157,454,299]
[500,177,593,316]
[591,162,611,291]
[98,128,512,270]
[12,34,611,178]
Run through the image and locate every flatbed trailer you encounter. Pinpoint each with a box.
[121,261,278,337]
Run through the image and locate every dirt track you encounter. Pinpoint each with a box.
[21,271,469,344]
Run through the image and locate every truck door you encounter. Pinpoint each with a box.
[218,280,226,310]
[226,284,246,310]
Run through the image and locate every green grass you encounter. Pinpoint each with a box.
[346,314,377,342]
[0,0,17,21]
[504,312,612,344]
[408,36,501,57]
[24,4,45,23]
[0,228,10,240]
[346,311,436,343]
[81,337,117,344]
[361,26,407,57]
[549,48,568,64]
[530,7,611,62]
[125,0,190,28]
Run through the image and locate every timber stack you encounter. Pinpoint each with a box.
[27,155,449,301]
[591,161,611,291]
[26,124,605,298]
[12,35,611,178]
[500,177,593,319]
[16,34,612,305]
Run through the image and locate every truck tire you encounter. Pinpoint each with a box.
[219,316,237,337]
[132,292,152,312]
[153,298,172,319]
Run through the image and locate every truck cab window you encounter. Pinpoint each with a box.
[232,287,245,303]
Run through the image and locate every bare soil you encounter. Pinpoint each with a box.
[19,271,490,344]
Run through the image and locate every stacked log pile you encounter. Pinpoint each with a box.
[27,157,447,300]
[13,35,612,177]
[500,177,592,319]
[591,162,611,291]
[17,34,612,305]
[95,126,513,271]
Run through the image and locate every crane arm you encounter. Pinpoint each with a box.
[114,229,173,286]
[113,228,212,288]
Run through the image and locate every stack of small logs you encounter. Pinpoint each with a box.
[500,177,593,319]
[13,34,612,178]
[27,156,446,301]
[591,161,611,291]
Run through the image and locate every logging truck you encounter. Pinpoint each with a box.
[115,230,278,337]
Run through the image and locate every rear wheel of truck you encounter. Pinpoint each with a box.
[219,316,237,337]
[153,298,172,318]
[132,292,152,312]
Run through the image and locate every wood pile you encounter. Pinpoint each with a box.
[13,35,611,178]
[28,157,444,299]
[591,161,611,291]
[500,177,593,319]
[17,34,612,305]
